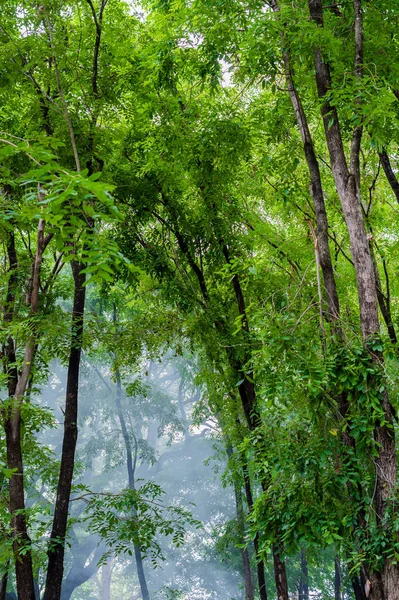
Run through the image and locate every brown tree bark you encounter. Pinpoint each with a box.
[351,574,367,600]
[2,214,52,600]
[3,305,35,600]
[273,545,289,600]
[43,261,87,600]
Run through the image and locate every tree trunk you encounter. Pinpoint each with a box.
[334,556,341,600]
[226,445,255,600]
[113,308,150,600]
[3,220,50,600]
[271,0,340,328]
[273,546,289,600]
[4,416,35,600]
[308,0,379,339]
[308,1,399,597]
[242,461,267,600]
[368,239,397,345]
[43,261,87,600]
[352,575,367,600]
[159,200,287,600]
[298,548,309,600]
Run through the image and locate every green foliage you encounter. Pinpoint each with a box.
[2,0,399,596]
[84,482,201,567]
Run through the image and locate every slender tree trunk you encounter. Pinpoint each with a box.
[298,548,309,600]
[226,445,255,600]
[221,244,289,600]
[113,307,150,600]
[241,537,254,600]
[335,556,341,600]
[352,575,367,600]
[271,0,340,328]
[2,236,29,600]
[158,199,287,600]
[368,239,397,345]
[308,0,378,339]
[43,261,86,600]
[3,217,51,600]
[4,416,35,600]
[242,461,268,600]
[273,546,289,600]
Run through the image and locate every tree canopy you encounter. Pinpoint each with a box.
[1,1,399,599]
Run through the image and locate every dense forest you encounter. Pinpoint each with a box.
[1,0,399,599]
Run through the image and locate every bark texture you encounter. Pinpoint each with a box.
[3,215,51,600]
[273,545,289,600]
[43,261,86,600]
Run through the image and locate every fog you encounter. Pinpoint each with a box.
[26,356,245,600]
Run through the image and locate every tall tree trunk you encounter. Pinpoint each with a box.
[271,0,340,328]
[308,0,378,339]
[3,216,51,600]
[273,545,289,600]
[3,232,35,600]
[308,1,399,597]
[113,307,150,600]
[298,548,309,600]
[368,239,397,345]
[242,458,268,600]
[43,261,86,600]
[221,244,289,600]
[3,413,35,600]
[158,197,287,600]
[226,445,255,600]
[335,556,341,600]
